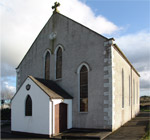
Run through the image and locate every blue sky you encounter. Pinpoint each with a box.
[84,0,150,35]
[1,0,150,98]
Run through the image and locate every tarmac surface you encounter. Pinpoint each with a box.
[1,112,150,140]
[104,112,150,140]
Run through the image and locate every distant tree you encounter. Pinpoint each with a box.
[1,90,14,100]
[1,99,5,109]
[1,89,14,109]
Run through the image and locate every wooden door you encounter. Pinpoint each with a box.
[55,104,59,134]
[60,103,67,132]
[55,103,67,134]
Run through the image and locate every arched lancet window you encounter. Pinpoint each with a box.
[25,95,32,116]
[80,65,88,112]
[137,82,138,104]
[133,79,135,105]
[45,51,50,80]
[122,69,124,108]
[56,47,62,79]
[129,76,130,106]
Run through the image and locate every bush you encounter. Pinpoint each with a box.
[1,108,11,120]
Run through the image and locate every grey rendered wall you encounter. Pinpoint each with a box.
[17,13,110,129]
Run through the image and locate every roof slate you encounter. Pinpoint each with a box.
[29,76,73,99]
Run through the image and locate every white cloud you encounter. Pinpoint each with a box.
[140,70,150,90]
[3,81,16,93]
[59,0,118,35]
[1,0,119,68]
[116,31,150,65]
[115,31,150,92]
[1,63,16,77]
[1,80,16,99]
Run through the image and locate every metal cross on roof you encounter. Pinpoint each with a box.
[52,2,60,13]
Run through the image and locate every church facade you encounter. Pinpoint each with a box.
[11,11,140,137]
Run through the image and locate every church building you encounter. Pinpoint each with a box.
[11,3,140,137]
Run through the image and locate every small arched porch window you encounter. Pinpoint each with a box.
[25,95,32,116]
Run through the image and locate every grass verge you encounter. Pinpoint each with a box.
[140,123,150,140]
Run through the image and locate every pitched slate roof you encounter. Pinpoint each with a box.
[29,76,73,99]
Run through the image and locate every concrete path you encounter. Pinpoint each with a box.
[55,129,111,140]
[104,112,150,140]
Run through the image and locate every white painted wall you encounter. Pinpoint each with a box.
[111,46,140,131]
[11,77,50,135]
[52,99,72,134]
[49,101,52,136]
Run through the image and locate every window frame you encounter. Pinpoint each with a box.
[77,63,90,113]
[133,79,135,105]
[129,75,130,106]
[122,69,124,108]
[137,82,138,104]
[43,49,51,80]
[54,45,64,80]
[56,47,62,79]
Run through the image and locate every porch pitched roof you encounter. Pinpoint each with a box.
[29,76,73,99]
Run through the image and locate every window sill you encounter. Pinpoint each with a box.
[79,112,88,114]
[55,78,62,81]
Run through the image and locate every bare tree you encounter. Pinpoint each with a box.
[1,89,14,100]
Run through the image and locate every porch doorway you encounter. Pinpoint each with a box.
[55,103,67,134]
